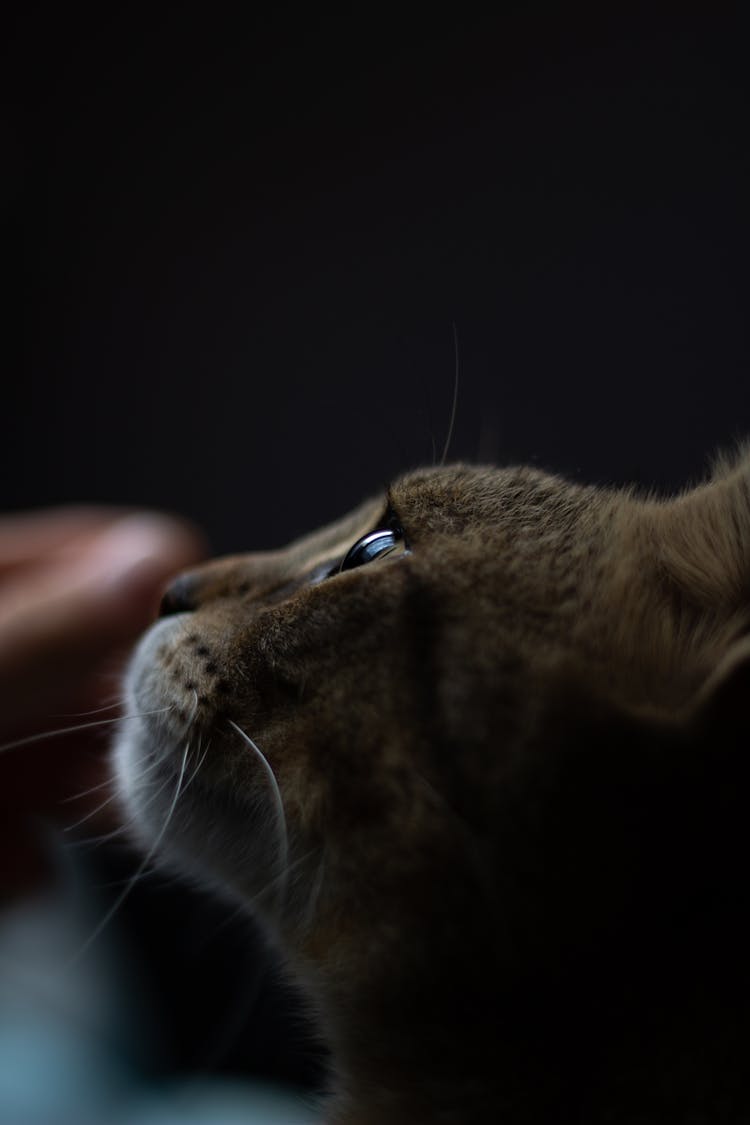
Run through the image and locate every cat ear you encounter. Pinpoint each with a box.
[656,444,750,607]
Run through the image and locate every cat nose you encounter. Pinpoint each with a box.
[159,573,199,616]
[158,555,276,616]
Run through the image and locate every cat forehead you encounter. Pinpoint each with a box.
[390,463,594,534]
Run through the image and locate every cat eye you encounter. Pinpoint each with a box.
[339,525,408,572]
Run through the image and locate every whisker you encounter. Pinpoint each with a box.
[63,790,120,832]
[0,707,173,756]
[52,698,124,719]
[227,720,289,914]
[92,863,171,890]
[181,739,211,796]
[72,698,199,841]
[303,852,326,932]
[61,752,162,804]
[66,741,190,965]
[69,826,133,849]
[61,776,114,802]
[95,769,177,841]
[439,320,460,466]
[77,767,178,848]
[240,851,313,917]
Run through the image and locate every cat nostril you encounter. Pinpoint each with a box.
[159,574,198,616]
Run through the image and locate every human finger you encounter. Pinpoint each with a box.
[0,513,206,731]
[0,506,122,575]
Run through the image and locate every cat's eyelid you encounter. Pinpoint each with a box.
[330,493,409,579]
[384,486,403,532]
[320,489,407,581]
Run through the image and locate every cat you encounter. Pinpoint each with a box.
[114,452,750,1123]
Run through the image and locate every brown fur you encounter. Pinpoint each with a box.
[115,451,750,1122]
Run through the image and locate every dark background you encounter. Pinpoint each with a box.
[5,0,749,1094]
[8,7,749,555]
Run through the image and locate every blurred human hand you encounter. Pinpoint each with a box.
[0,506,206,899]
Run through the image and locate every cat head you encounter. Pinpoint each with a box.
[114,451,750,1118]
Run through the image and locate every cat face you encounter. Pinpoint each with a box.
[115,465,614,922]
[114,456,750,1121]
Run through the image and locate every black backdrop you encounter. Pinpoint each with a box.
[5,1,750,1092]
[9,7,749,554]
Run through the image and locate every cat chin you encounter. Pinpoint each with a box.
[114,724,243,893]
[113,700,298,929]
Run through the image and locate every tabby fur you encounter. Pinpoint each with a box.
[115,451,750,1123]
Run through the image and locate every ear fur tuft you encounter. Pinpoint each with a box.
[656,445,750,608]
